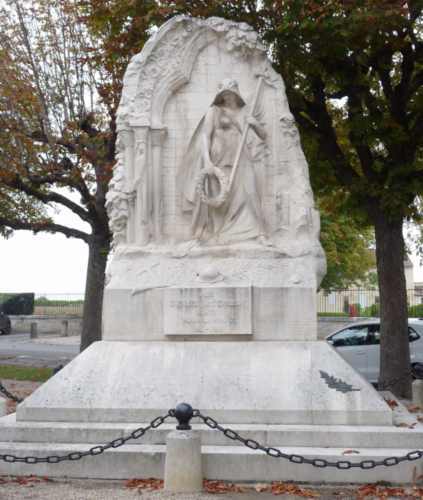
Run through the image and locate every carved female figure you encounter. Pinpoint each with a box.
[179,79,269,245]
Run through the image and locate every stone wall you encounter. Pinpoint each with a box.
[10,316,82,336]
[9,314,361,339]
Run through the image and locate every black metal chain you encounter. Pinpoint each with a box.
[0,410,174,464]
[0,381,23,403]
[196,411,423,469]
[2,399,423,470]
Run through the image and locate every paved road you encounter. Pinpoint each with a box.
[0,332,79,368]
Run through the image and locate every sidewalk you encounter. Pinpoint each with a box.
[34,334,80,346]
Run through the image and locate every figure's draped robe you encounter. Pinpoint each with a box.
[179,105,267,244]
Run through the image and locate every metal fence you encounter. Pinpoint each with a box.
[33,294,85,316]
[4,289,423,318]
[317,288,423,317]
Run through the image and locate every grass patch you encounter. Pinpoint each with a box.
[0,365,53,382]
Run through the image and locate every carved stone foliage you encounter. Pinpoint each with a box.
[117,16,266,131]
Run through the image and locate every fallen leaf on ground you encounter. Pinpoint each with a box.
[381,487,408,497]
[6,400,16,415]
[271,482,319,497]
[342,449,360,455]
[0,476,52,487]
[125,478,163,491]
[204,480,246,494]
[357,484,377,498]
[407,405,421,413]
[254,483,271,492]
[385,398,399,409]
[357,484,410,498]
[417,416,423,423]
[395,422,415,428]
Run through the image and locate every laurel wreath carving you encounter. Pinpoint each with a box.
[196,166,230,208]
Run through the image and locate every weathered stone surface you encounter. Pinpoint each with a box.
[103,285,317,341]
[163,287,252,336]
[17,341,391,426]
[164,431,202,492]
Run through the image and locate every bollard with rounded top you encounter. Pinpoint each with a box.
[61,320,69,337]
[0,397,6,417]
[412,379,423,406]
[164,403,202,493]
[30,322,38,339]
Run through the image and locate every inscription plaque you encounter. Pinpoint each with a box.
[164,287,252,335]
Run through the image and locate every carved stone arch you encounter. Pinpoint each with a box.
[150,28,216,128]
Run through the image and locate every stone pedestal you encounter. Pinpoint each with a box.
[102,242,323,342]
[17,341,391,426]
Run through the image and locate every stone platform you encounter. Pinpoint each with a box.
[1,417,423,483]
[1,341,423,482]
[16,341,390,425]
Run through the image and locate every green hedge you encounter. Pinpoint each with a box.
[34,297,84,306]
[409,304,423,318]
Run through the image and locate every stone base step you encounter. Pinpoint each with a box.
[1,413,422,449]
[0,443,421,483]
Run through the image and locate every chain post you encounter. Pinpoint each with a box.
[174,402,194,430]
[165,404,202,493]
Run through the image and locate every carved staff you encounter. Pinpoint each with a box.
[227,75,264,196]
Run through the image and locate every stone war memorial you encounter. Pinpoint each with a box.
[0,16,422,484]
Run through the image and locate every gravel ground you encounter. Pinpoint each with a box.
[1,379,42,414]
[0,479,367,499]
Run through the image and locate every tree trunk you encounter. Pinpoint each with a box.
[80,231,110,351]
[373,209,411,399]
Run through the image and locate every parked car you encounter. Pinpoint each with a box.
[0,312,11,335]
[326,319,423,384]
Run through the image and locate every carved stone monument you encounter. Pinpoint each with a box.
[103,16,326,341]
[3,17,420,483]
[17,16,389,425]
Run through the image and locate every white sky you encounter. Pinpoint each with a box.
[0,204,89,297]
[0,207,422,296]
